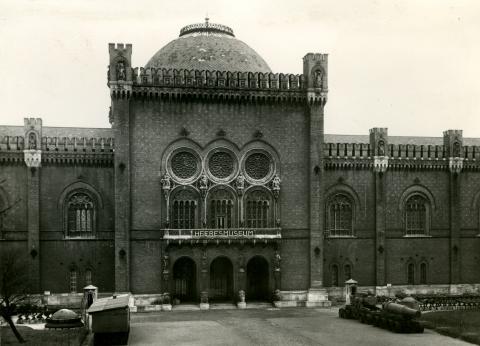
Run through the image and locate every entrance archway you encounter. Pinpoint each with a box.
[173,257,196,302]
[246,256,270,301]
[209,257,234,302]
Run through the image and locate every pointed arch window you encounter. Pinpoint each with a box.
[245,190,271,228]
[85,269,93,286]
[326,194,354,237]
[344,264,352,282]
[208,189,235,229]
[66,192,95,237]
[70,270,77,293]
[331,264,339,287]
[405,194,430,236]
[420,263,427,284]
[171,189,198,229]
[407,263,415,285]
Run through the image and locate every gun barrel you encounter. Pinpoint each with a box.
[383,302,421,318]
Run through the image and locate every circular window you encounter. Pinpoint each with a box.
[209,151,234,179]
[171,151,198,179]
[245,152,271,180]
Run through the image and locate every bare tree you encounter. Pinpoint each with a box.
[0,249,29,343]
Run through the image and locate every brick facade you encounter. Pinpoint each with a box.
[0,21,479,304]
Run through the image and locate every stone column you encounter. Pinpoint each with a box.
[444,130,463,288]
[370,128,389,289]
[303,53,330,307]
[24,118,42,293]
[108,43,133,293]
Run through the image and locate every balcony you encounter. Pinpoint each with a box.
[163,228,281,241]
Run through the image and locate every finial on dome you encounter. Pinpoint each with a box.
[205,15,210,26]
[179,20,235,37]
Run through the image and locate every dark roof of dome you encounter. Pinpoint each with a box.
[145,20,272,73]
[50,309,79,321]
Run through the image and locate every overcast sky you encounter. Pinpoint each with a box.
[1,0,479,137]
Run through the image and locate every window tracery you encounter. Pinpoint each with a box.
[171,151,198,179]
[245,152,270,180]
[326,194,353,237]
[208,151,234,179]
[245,190,270,228]
[405,194,429,235]
[208,189,234,229]
[66,192,95,236]
[171,189,197,229]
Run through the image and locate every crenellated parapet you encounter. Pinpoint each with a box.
[323,129,480,171]
[0,134,114,166]
[107,43,327,105]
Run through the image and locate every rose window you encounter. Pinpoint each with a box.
[209,152,234,179]
[245,152,271,180]
[171,151,198,179]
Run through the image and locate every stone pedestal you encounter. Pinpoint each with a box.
[199,303,210,310]
[161,304,172,311]
[305,288,331,308]
[237,302,246,309]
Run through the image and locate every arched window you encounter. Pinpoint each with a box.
[326,194,353,237]
[407,263,415,285]
[85,269,92,286]
[245,190,271,228]
[344,264,352,281]
[66,192,95,236]
[331,264,339,287]
[70,270,77,293]
[171,190,198,229]
[420,263,427,284]
[405,194,429,235]
[208,189,235,229]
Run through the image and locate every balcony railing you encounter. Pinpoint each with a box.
[163,228,281,240]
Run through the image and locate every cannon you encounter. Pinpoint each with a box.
[338,281,423,333]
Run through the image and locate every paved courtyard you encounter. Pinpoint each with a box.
[128,307,470,346]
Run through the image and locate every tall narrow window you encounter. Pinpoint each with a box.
[407,263,415,285]
[208,189,234,229]
[67,193,94,236]
[344,264,352,281]
[171,190,197,229]
[245,190,270,228]
[405,195,429,235]
[70,270,77,293]
[420,263,427,284]
[85,269,92,286]
[327,194,353,237]
[331,265,339,287]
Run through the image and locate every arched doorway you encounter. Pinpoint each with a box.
[209,257,234,302]
[173,257,196,302]
[246,256,269,301]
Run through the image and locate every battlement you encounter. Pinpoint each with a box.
[369,127,388,134]
[24,118,42,127]
[127,67,305,91]
[303,53,328,62]
[443,129,463,137]
[109,43,132,55]
[0,135,114,152]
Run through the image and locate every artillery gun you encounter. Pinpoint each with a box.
[338,280,424,333]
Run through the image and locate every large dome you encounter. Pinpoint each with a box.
[145,20,272,73]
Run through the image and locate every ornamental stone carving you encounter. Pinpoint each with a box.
[209,151,234,179]
[373,156,389,173]
[449,157,464,174]
[272,175,281,199]
[245,152,270,180]
[171,151,198,179]
[116,60,126,81]
[161,172,172,193]
[28,133,37,150]
[199,174,209,197]
[274,251,281,272]
[235,173,245,195]
[24,150,42,168]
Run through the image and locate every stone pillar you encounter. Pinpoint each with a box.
[444,130,463,286]
[24,118,42,293]
[370,128,389,288]
[108,43,133,293]
[303,53,330,306]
